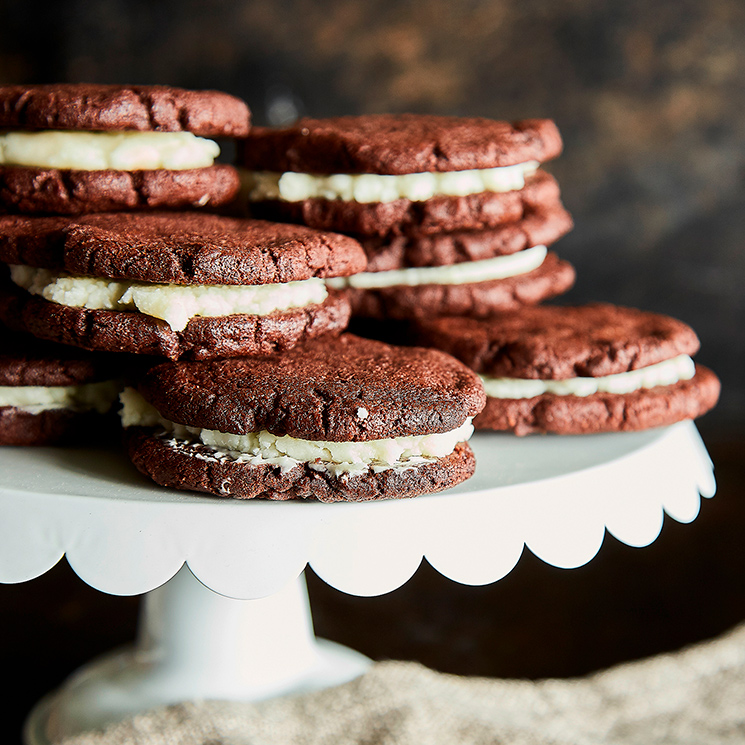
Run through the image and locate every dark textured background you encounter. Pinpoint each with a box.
[1,2,744,741]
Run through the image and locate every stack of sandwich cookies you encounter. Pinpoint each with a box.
[0,84,250,214]
[120,334,486,501]
[239,115,575,320]
[415,304,720,435]
[0,212,366,359]
[0,327,122,445]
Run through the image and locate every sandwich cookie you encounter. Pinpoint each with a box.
[0,84,250,214]
[120,334,486,502]
[330,203,575,320]
[415,304,720,435]
[0,212,366,360]
[334,250,575,321]
[358,202,573,273]
[0,328,122,445]
[239,115,563,237]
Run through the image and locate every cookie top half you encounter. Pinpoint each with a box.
[415,304,701,379]
[0,84,250,137]
[0,212,366,284]
[239,115,562,174]
[135,334,486,441]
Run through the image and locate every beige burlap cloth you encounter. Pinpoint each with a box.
[60,621,745,745]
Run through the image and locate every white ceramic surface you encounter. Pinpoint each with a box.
[0,422,715,600]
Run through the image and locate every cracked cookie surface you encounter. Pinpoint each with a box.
[414,304,702,378]
[240,115,561,174]
[0,83,250,136]
[134,334,486,440]
[0,212,366,283]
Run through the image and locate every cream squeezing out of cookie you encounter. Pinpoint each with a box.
[479,355,696,399]
[9,265,329,332]
[120,387,474,478]
[328,245,547,289]
[244,161,539,204]
[0,131,220,171]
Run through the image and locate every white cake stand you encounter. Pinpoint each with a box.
[0,422,715,745]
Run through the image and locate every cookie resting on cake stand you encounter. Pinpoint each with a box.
[0,423,715,745]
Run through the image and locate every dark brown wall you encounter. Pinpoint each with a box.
[2,8,744,741]
[2,0,744,427]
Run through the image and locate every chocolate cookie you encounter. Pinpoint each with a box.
[360,202,573,272]
[246,169,561,238]
[0,84,250,136]
[0,164,240,215]
[341,252,576,321]
[0,84,250,214]
[416,304,701,377]
[0,212,366,283]
[473,369,720,435]
[239,115,564,237]
[121,334,486,501]
[239,115,561,174]
[0,212,366,359]
[0,327,123,445]
[414,304,720,434]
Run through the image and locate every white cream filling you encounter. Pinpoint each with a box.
[480,355,696,399]
[0,130,220,170]
[9,265,328,333]
[243,160,539,204]
[120,387,473,477]
[0,379,121,414]
[327,245,547,290]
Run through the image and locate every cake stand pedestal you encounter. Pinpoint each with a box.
[0,422,715,744]
[24,570,370,744]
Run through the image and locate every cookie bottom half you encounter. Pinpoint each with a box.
[0,164,240,215]
[0,285,351,360]
[474,365,721,435]
[247,171,560,238]
[346,253,575,321]
[125,429,477,502]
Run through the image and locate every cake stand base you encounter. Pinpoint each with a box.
[24,566,371,745]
